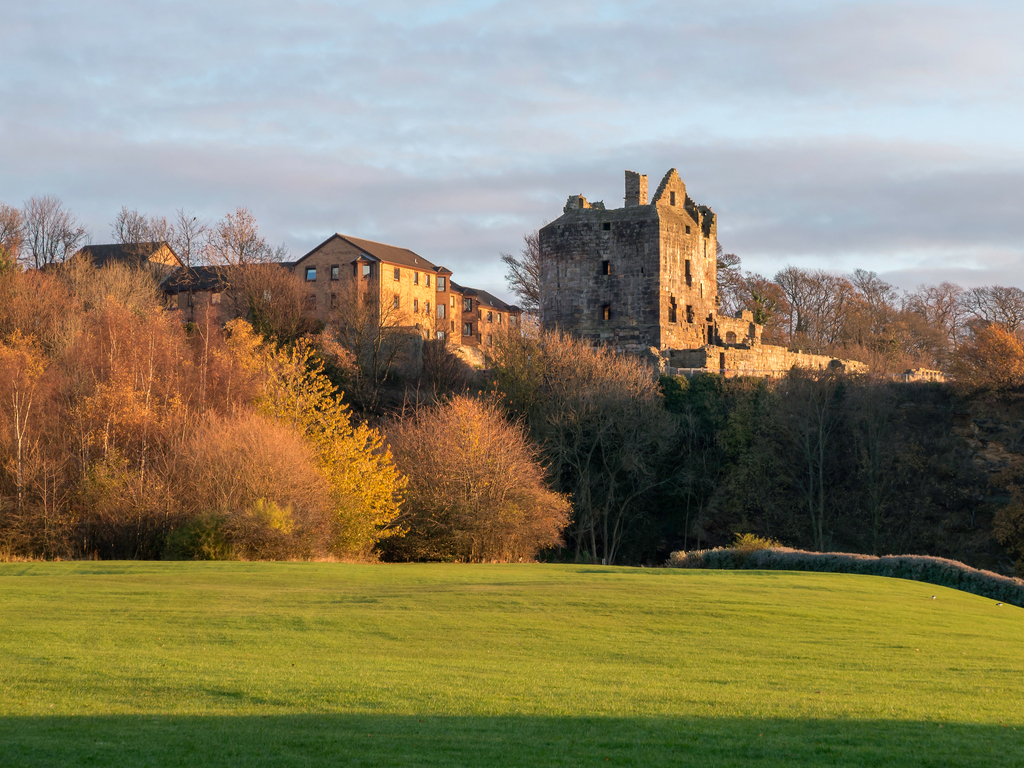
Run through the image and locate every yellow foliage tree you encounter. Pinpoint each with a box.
[226,319,406,556]
[952,323,1024,390]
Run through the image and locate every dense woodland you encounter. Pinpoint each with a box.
[3,199,1024,574]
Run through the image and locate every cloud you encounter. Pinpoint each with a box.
[2,0,1023,298]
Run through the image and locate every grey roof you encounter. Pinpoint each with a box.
[451,282,520,312]
[76,241,182,268]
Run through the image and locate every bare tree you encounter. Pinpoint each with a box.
[715,245,744,316]
[0,202,24,268]
[904,282,967,354]
[500,230,541,314]
[206,207,285,266]
[328,280,416,410]
[963,286,1024,333]
[21,195,89,269]
[170,208,208,268]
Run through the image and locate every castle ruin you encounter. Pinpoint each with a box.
[539,169,865,376]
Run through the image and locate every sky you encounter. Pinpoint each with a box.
[2,0,1022,299]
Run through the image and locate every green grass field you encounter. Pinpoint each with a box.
[1,563,1021,767]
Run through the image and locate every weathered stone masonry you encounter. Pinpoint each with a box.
[540,168,865,376]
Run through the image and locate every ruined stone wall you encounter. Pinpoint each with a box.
[716,311,761,346]
[669,344,867,377]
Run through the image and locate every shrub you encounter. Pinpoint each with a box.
[383,396,570,562]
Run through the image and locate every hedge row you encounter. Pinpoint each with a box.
[666,547,1024,608]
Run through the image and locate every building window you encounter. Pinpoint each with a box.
[413,271,419,285]
[305,267,317,281]
[602,222,611,231]
[686,305,695,324]
[450,320,454,331]
[487,334,493,345]
[436,331,445,341]
[362,264,371,277]
[393,267,400,281]
[331,265,339,280]
[450,296,455,307]
[169,294,179,309]
[685,260,692,286]
[685,225,691,234]
[601,260,610,275]
[393,295,400,309]
[670,191,676,206]
[486,310,493,322]
[464,297,472,312]
[425,274,431,287]
[437,276,446,291]
[425,301,430,314]
[496,313,502,324]
[210,292,221,305]
[330,293,338,309]
[726,331,737,344]
[602,305,610,321]
[463,322,473,336]
[438,304,446,319]
[413,298,419,312]
[306,294,316,309]
[669,296,677,324]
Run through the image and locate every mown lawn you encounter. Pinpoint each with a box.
[0,562,1021,766]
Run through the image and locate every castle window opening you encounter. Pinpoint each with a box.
[602,304,611,321]
[601,260,610,275]
[464,297,473,311]
[686,304,694,324]
[305,267,316,281]
[330,293,337,309]
[726,331,737,344]
[685,225,690,234]
[437,276,446,291]
[602,222,611,231]
[685,260,692,286]
[670,191,676,206]
[393,267,401,281]
[668,296,677,324]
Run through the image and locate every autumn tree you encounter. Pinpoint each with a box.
[951,323,1024,390]
[384,396,569,562]
[228,320,406,556]
[0,202,24,270]
[490,327,676,564]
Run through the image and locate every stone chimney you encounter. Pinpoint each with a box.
[624,170,648,207]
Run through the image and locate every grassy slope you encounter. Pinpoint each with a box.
[0,563,1021,767]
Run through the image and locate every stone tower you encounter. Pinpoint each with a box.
[539,168,718,351]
